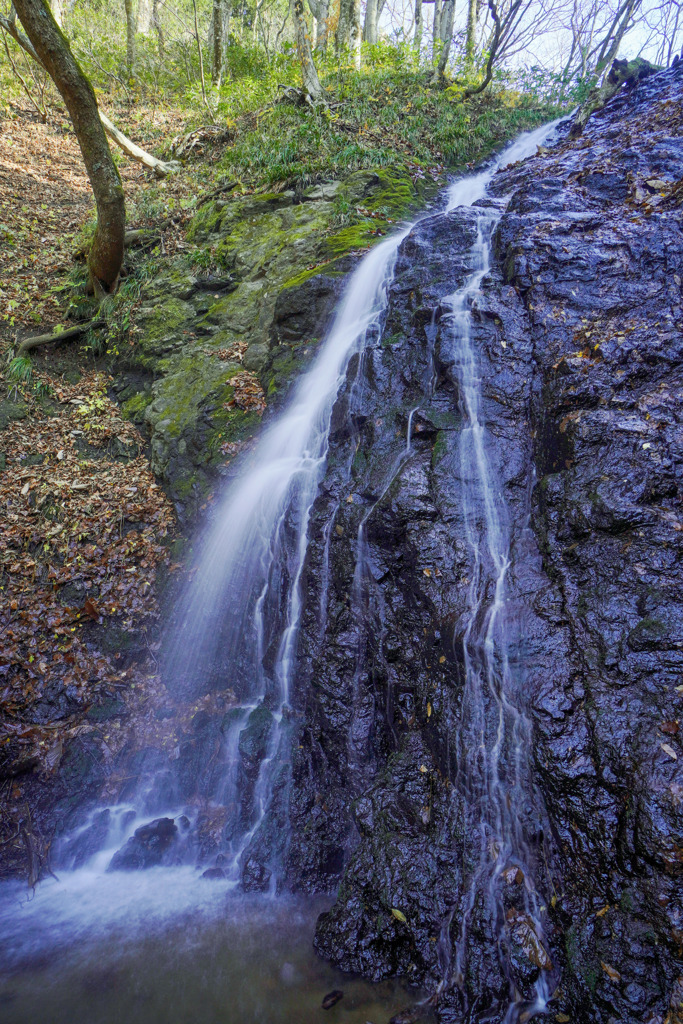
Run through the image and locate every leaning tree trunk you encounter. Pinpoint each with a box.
[124,0,135,76]
[291,0,323,100]
[50,0,64,28]
[13,0,125,293]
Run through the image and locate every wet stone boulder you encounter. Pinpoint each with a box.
[107,817,179,871]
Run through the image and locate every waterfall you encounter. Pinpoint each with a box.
[148,226,410,886]
[0,119,565,1024]
[433,121,563,1020]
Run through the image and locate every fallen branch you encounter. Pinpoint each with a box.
[0,12,179,177]
[98,111,179,178]
[17,318,104,356]
[570,57,659,137]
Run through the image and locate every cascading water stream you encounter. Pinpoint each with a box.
[428,121,563,1021]
[123,225,410,887]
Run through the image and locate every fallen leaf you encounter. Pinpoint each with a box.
[601,961,621,983]
[391,908,407,923]
[661,743,678,760]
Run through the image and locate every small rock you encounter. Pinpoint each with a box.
[322,990,343,1010]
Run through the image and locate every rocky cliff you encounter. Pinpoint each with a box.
[283,65,683,1023]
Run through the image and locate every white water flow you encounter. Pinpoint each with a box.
[160,226,411,882]
[434,119,562,1020]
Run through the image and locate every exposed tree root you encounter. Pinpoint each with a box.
[16,319,103,356]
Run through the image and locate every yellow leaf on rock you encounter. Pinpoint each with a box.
[391,908,407,923]
[601,961,621,983]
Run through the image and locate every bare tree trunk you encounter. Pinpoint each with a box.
[307,0,327,51]
[413,0,423,50]
[13,0,125,294]
[363,0,378,44]
[350,0,361,66]
[212,0,222,80]
[152,0,164,52]
[336,0,360,63]
[124,0,135,76]
[137,0,152,33]
[432,0,442,54]
[315,0,328,51]
[336,0,350,51]
[465,0,477,64]
[291,0,323,100]
[99,111,179,176]
[431,0,454,83]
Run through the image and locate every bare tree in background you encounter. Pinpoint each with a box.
[430,0,455,83]
[570,0,646,134]
[461,0,524,94]
[557,0,649,84]
[124,0,135,75]
[637,0,683,65]
[413,0,423,49]
[137,0,153,33]
[336,0,361,66]
[363,0,386,42]
[465,0,478,63]
[292,0,323,98]
[212,0,222,79]
[13,0,125,294]
[307,0,330,52]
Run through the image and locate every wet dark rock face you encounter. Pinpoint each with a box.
[108,817,180,871]
[284,67,683,1022]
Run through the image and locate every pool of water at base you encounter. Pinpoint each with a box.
[0,873,429,1024]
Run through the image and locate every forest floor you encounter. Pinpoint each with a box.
[0,100,193,864]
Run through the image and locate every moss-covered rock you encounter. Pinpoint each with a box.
[121,164,426,522]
